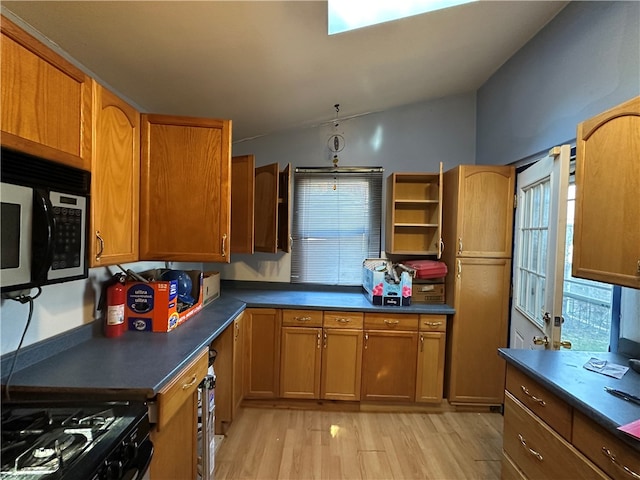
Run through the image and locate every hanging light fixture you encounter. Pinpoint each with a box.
[327,103,345,167]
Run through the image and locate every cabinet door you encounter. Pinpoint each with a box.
[231,154,255,254]
[415,331,446,403]
[573,96,640,288]
[254,163,279,253]
[1,16,92,170]
[139,114,231,262]
[280,326,322,399]
[447,258,511,405]
[90,82,140,266]
[244,308,281,398]
[321,328,363,401]
[361,330,418,402]
[443,165,515,258]
[278,164,292,253]
[149,349,207,480]
[232,313,244,416]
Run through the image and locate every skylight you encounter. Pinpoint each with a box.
[328,0,478,35]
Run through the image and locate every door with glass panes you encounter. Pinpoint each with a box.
[510,146,571,350]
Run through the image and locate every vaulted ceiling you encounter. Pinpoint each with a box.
[2,1,568,142]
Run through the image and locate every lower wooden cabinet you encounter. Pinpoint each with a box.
[243,308,281,399]
[362,313,418,402]
[280,325,322,398]
[415,315,447,403]
[149,348,208,480]
[321,326,363,401]
[501,365,639,480]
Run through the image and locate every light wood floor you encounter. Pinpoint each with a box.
[214,407,504,479]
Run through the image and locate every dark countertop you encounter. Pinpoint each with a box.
[499,348,640,452]
[3,285,453,399]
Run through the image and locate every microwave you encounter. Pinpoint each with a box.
[1,148,90,294]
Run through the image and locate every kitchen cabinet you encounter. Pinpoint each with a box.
[385,166,443,256]
[243,308,281,399]
[231,154,255,254]
[149,348,208,480]
[361,313,418,402]
[442,165,515,258]
[90,81,140,267]
[254,163,291,253]
[211,312,244,435]
[279,310,364,401]
[139,114,232,262]
[415,315,447,403]
[279,310,323,399]
[573,96,640,288]
[501,364,636,480]
[1,15,92,170]
[445,257,511,405]
[442,164,514,406]
[321,311,363,401]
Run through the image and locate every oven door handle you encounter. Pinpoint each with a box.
[122,439,154,480]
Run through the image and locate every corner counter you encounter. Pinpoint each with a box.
[499,348,640,453]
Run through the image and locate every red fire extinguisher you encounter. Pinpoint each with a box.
[105,274,126,338]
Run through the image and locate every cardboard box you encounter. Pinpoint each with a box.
[411,281,445,304]
[126,269,203,332]
[202,271,220,305]
[362,259,412,306]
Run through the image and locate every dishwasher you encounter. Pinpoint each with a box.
[198,348,217,480]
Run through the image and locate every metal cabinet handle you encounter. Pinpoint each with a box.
[521,385,546,406]
[602,447,640,479]
[182,375,198,390]
[423,321,443,327]
[420,334,424,352]
[323,331,327,348]
[335,317,351,324]
[383,319,400,327]
[440,238,445,255]
[458,237,463,254]
[221,233,227,257]
[457,260,461,279]
[234,322,239,340]
[518,434,543,461]
[95,231,104,261]
[317,331,321,348]
[294,316,311,322]
[364,332,368,349]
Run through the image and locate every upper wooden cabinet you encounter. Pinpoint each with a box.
[442,165,515,258]
[1,15,92,170]
[231,155,255,254]
[90,82,140,267]
[254,163,291,253]
[139,114,232,262]
[573,96,640,288]
[385,165,443,256]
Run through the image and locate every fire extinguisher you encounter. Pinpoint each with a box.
[105,274,126,338]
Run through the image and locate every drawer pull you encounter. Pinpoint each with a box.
[182,375,198,390]
[424,321,443,327]
[383,319,400,326]
[602,447,640,479]
[294,316,311,322]
[518,434,543,461]
[335,317,351,324]
[521,385,546,406]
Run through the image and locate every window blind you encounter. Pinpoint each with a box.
[291,167,383,285]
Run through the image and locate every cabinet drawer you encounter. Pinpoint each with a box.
[282,309,323,327]
[503,392,608,480]
[364,313,418,331]
[154,348,208,430]
[573,410,640,480]
[505,364,572,440]
[324,311,363,329]
[418,314,446,332]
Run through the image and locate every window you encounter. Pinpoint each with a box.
[562,183,614,351]
[291,168,383,285]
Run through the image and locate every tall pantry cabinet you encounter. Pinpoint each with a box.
[442,165,515,406]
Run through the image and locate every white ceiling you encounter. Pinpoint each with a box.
[2,1,568,143]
